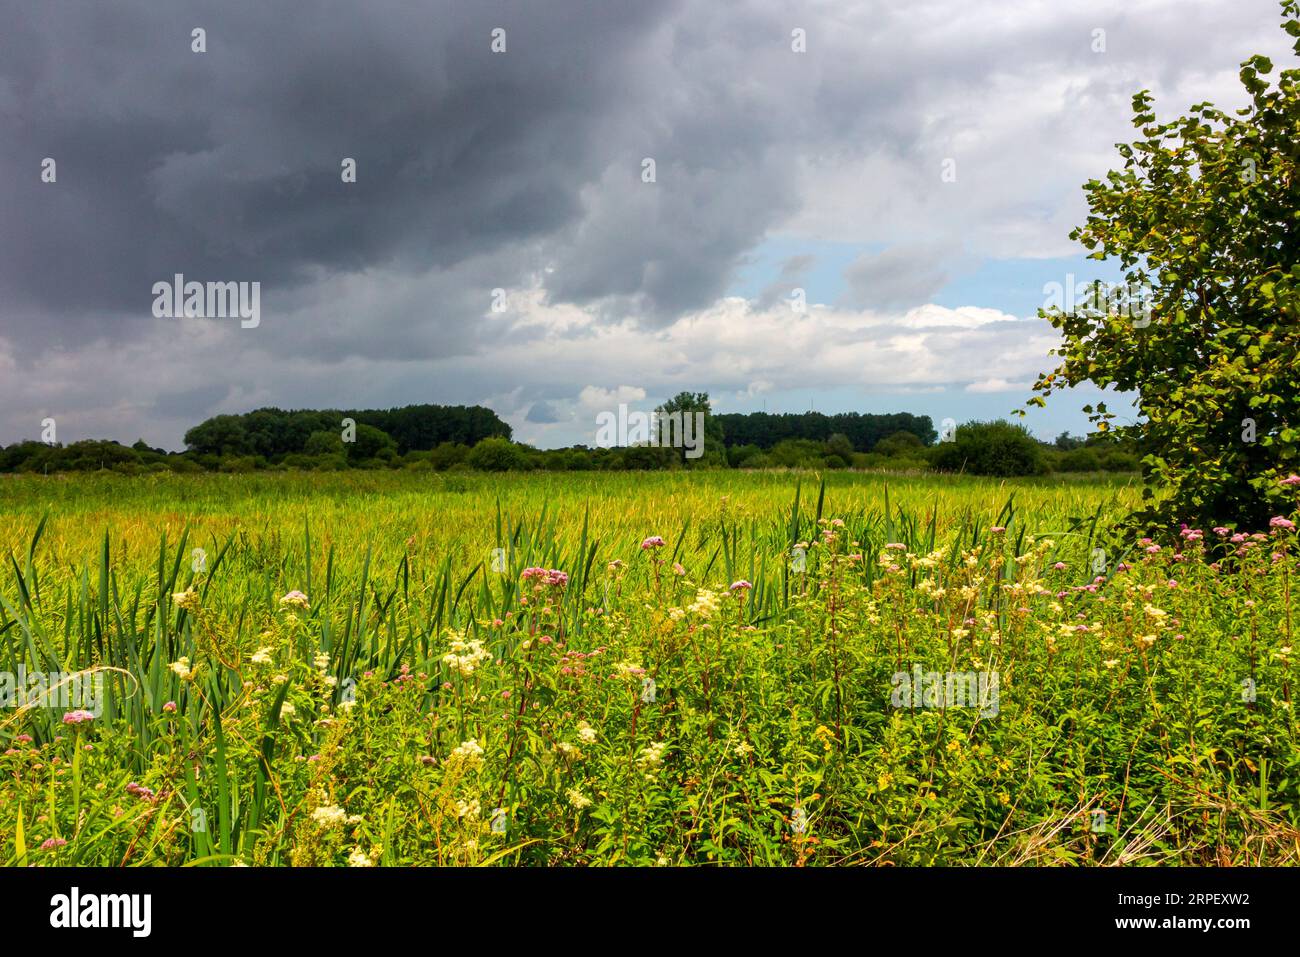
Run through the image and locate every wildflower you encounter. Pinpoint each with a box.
[1269,516,1296,532]
[687,589,722,619]
[125,782,156,801]
[40,837,68,851]
[729,580,753,593]
[311,805,347,828]
[733,741,755,757]
[347,848,373,867]
[554,741,582,760]
[442,635,493,678]
[456,798,481,820]
[451,738,485,768]
[250,647,273,665]
[170,657,193,680]
[576,720,597,744]
[637,740,667,770]
[62,710,94,725]
[280,590,310,610]
[1280,475,1300,487]
[314,652,330,671]
[172,588,201,612]
[278,700,296,719]
[1213,526,1231,536]
[566,788,593,810]
[640,536,666,549]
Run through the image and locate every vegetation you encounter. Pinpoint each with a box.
[0,469,1295,866]
[1030,0,1300,533]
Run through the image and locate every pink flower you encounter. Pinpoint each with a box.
[1145,545,1161,555]
[1269,516,1295,531]
[16,734,32,744]
[40,837,67,851]
[1053,562,1067,570]
[672,562,686,576]
[62,710,95,725]
[1212,527,1231,536]
[163,701,177,713]
[990,526,1006,534]
[729,580,753,592]
[501,690,512,699]
[640,536,666,549]
[1279,475,1300,487]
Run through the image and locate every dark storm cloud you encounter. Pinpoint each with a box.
[0,0,674,354]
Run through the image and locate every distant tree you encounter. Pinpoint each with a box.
[466,437,528,471]
[930,420,1043,477]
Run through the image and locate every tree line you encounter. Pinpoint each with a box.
[0,396,1137,477]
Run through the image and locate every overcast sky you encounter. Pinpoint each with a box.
[1,0,1292,450]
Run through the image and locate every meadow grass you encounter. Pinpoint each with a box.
[1,469,1296,866]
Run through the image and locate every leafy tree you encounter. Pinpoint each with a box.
[1028,1,1300,530]
[874,431,926,457]
[466,437,529,471]
[655,391,725,465]
[930,420,1043,477]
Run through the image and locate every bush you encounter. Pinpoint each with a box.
[873,431,926,456]
[1058,448,1103,472]
[466,438,529,472]
[929,420,1043,477]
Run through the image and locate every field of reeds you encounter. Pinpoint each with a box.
[1,469,1296,866]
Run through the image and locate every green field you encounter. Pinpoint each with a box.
[1,470,1296,865]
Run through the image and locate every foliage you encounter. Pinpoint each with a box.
[1028,1,1300,533]
[0,470,1294,866]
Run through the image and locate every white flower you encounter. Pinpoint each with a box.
[312,805,346,828]
[170,657,192,679]
[566,788,592,810]
[442,635,493,677]
[576,720,597,744]
[314,652,330,670]
[456,798,481,820]
[250,647,273,666]
[637,740,667,770]
[347,848,373,867]
[450,738,485,768]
